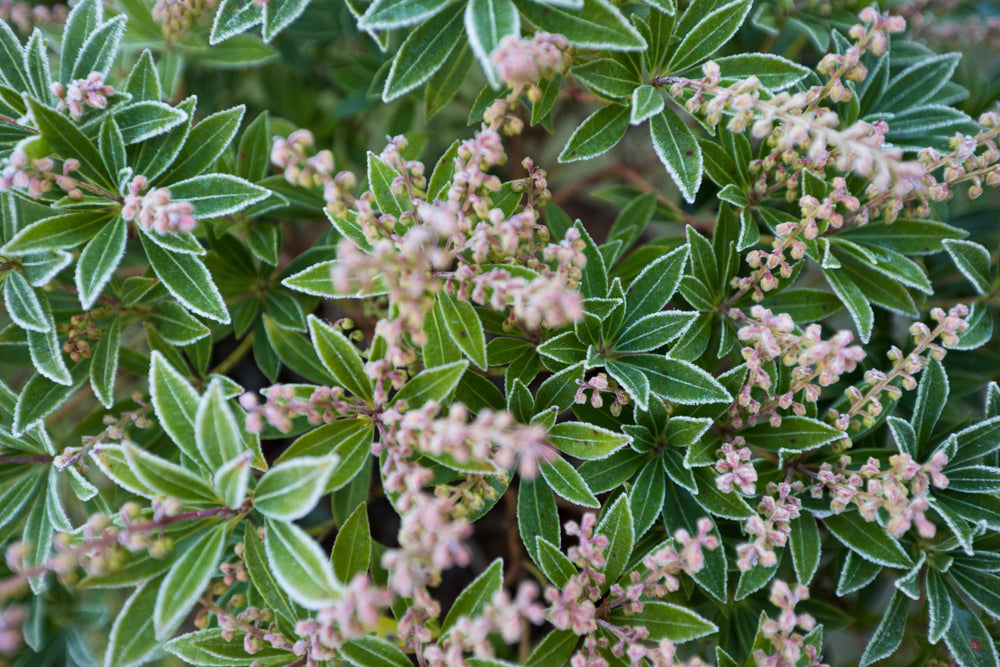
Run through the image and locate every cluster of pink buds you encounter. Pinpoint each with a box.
[736,482,803,572]
[240,384,360,434]
[292,575,394,658]
[0,150,82,200]
[151,0,219,39]
[831,304,970,430]
[51,72,114,120]
[812,451,949,537]
[544,514,718,666]
[425,581,545,666]
[387,400,555,479]
[920,113,1000,202]
[730,306,864,426]
[574,373,630,417]
[715,438,757,494]
[0,1,67,33]
[754,580,828,667]
[0,604,25,653]
[271,129,333,189]
[121,175,197,234]
[490,32,571,100]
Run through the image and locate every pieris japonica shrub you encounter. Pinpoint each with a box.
[1,0,999,665]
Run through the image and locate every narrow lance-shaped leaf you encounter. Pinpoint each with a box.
[254,455,339,521]
[76,217,126,310]
[651,106,702,204]
[265,518,342,609]
[139,227,230,324]
[196,379,245,470]
[559,104,630,163]
[154,523,229,639]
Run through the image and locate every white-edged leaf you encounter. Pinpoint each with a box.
[254,455,339,521]
[265,518,342,609]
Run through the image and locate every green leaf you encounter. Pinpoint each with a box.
[214,452,252,510]
[75,217,126,310]
[597,494,634,587]
[195,379,245,470]
[518,476,560,564]
[262,0,311,41]
[391,360,467,408]
[13,360,90,435]
[837,218,967,256]
[944,599,999,667]
[858,589,908,666]
[265,517,342,609]
[465,0,519,87]
[624,244,688,326]
[162,105,245,184]
[437,293,487,370]
[333,502,372,582]
[167,173,270,219]
[1,210,113,256]
[22,29,52,102]
[536,537,577,587]
[667,0,752,72]
[650,106,702,203]
[926,568,952,643]
[4,271,49,332]
[340,636,413,667]
[558,104,630,163]
[822,511,914,568]
[71,14,126,80]
[629,460,666,537]
[139,228,230,323]
[133,95,196,182]
[614,311,698,353]
[383,4,464,101]
[165,628,295,666]
[365,152,409,218]
[210,0,264,44]
[759,288,843,323]
[823,266,873,343]
[835,550,880,595]
[150,301,211,346]
[714,53,810,91]
[950,416,1000,467]
[637,356,732,404]
[913,358,947,451]
[631,84,664,125]
[123,49,162,102]
[263,315,337,384]
[255,455,339,521]
[526,629,578,667]
[788,513,820,585]
[608,600,717,641]
[277,419,374,493]
[120,442,218,504]
[104,573,165,667]
[514,0,646,51]
[308,315,373,402]
[944,239,992,295]
[570,58,641,99]
[60,0,103,83]
[735,551,780,600]
[879,53,962,114]
[951,568,1000,620]
[358,0,452,30]
[540,456,600,508]
[548,421,631,460]
[442,558,503,632]
[692,467,754,519]
[742,416,844,465]
[243,522,301,627]
[154,523,229,638]
[149,351,203,465]
[114,101,188,144]
[607,359,651,411]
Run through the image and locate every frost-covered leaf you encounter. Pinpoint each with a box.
[650,106,702,203]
